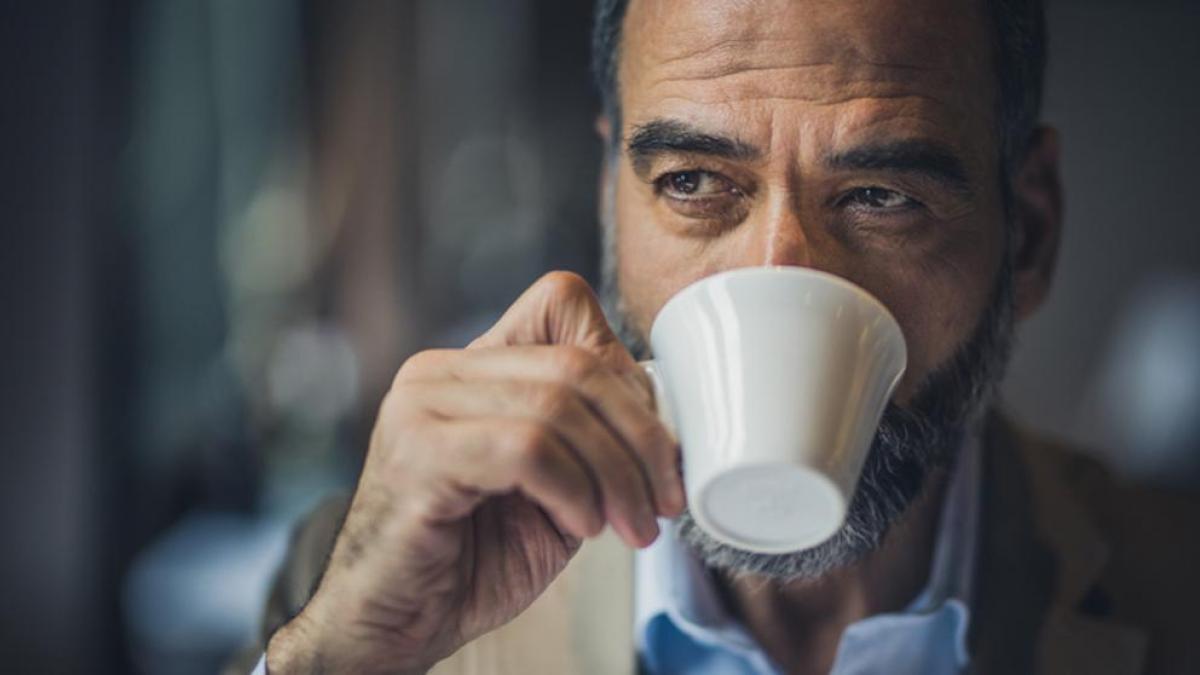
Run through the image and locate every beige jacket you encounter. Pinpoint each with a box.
[231,414,1200,674]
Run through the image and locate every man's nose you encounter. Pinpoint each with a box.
[745,207,813,268]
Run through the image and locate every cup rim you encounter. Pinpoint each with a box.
[650,265,903,343]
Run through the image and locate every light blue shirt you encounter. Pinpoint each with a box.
[633,435,981,675]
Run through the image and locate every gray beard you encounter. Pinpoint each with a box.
[598,208,1015,582]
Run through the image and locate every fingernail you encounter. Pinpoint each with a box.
[655,480,679,516]
[640,519,660,547]
[633,504,658,542]
[665,480,687,516]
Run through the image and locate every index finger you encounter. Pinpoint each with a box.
[470,271,636,372]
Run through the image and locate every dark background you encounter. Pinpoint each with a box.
[2,1,1198,673]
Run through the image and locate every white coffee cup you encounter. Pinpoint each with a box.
[641,266,907,553]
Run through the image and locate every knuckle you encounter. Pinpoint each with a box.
[629,421,668,456]
[530,382,577,420]
[535,270,589,302]
[503,421,554,470]
[620,460,649,496]
[550,345,599,381]
[597,455,643,499]
[378,381,425,424]
[394,349,449,385]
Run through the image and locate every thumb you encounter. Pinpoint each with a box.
[469,271,636,370]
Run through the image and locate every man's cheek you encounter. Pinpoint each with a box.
[884,298,953,403]
[613,209,698,334]
[877,272,991,403]
[853,224,1003,398]
[616,239,681,339]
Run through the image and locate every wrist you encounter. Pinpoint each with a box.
[265,612,322,674]
[265,608,431,675]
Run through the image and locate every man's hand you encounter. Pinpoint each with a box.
[265,272,684,674]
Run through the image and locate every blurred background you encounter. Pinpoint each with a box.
[1,0,1198,673]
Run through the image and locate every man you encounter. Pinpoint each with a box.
[245,0,1200,673]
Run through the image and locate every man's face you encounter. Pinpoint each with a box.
[610,0,1006,405]
[601,0,1045,578]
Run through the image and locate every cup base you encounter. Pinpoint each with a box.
[693,463,845,553]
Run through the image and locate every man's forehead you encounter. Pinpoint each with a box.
[624,0,991,79]
[619,0,995,135]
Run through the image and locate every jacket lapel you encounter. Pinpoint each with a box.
[972,414,1147,675]
[969,414,1056,673]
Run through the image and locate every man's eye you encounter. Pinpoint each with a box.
[657,170,738,199]
[842,187,918,210]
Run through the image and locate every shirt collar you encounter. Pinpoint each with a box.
[634,429,983,665]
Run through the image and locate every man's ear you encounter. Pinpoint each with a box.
[596,114,618,227]
[1010,126,1064,321]
[595,114,613,145]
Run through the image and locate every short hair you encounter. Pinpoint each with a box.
[591,0,1046,174]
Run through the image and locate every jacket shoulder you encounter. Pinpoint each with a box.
[1011,423,1200,563]
[1006,420,1200,673]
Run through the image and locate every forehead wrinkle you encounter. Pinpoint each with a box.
[648,63,945,95]
[634,3,967,83]
[622,0,994,117]
[642,67,966,115]
[651,49,955,84]
[649,50,945,87]
[640,43,961,112]
[653,36,792,68]
[650,90,957,113]
[626,94,986,185]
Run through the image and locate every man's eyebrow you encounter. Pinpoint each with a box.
[826,140,973,195]
[626,119,762,173]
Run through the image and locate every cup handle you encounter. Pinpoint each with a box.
[638,360,677,436]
